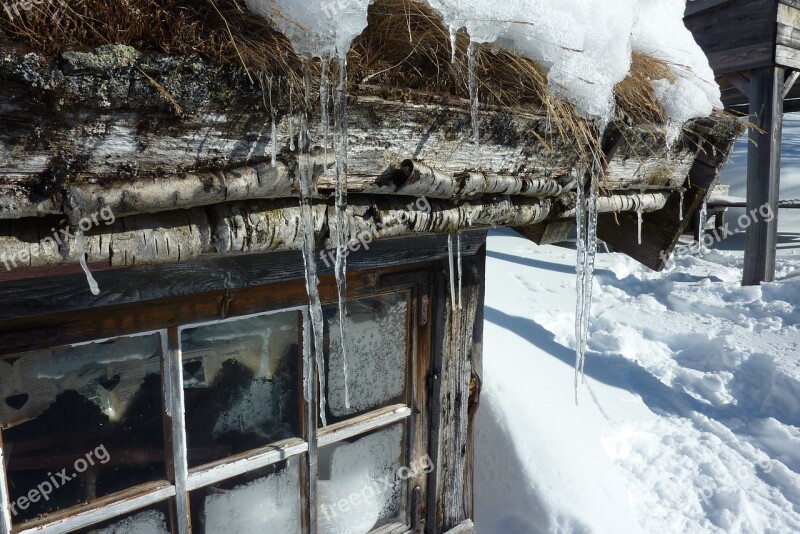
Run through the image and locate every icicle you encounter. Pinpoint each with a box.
[297,61,327,426]
[679,190,684,222]
[449,26,458,64]
[268,77,277,167]
[447,235,457,309]
[456,233,463,311]
[289,86,296,152]
[574,168,598,404]
[467,40,480,148]
[637,207,643,245]
[333,54,351,410]
[698,200,708,252]
[75,229,100,296]
[320,57,331,167]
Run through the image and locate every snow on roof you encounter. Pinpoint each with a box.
[247,0,721,125]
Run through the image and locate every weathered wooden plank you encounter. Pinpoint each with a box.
[316,405,411,448]
[744,67,784,285]
[0,44,723,225]
[0,186,673,274]
[684,0,778,74]
[0,231,486,323]
[14,482,175,534]
[776,2,800,68]
[163,329,190,534]
[428,252,485,532]
[186,438,308,492]
[0,46,582,213]
[369,523,411,534]
[443,520,475,534]
[0,433,11,534]
[776,44,800,70]
[599,117,744,270]
[685,0,735,18]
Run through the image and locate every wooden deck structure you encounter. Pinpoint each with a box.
[685,0,800,284]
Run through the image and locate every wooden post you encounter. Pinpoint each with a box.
[744,66,784,285]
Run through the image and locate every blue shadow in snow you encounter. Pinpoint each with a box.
[483,306,800,429]
[486,250,576,275]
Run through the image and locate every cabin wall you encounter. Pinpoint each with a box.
[777,1,800,69]
[684,0,779,74]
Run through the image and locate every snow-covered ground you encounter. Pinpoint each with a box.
[475,118,800,533]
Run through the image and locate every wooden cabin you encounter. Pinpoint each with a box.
[0,9,740,534]
[685,0,800,284]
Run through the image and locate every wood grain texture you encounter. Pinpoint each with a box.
[684,0,778,74]
[427,252,485,532]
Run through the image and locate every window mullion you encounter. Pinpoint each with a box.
[0,431,12,534]
[303,310,318,534]
[164,329,190,534]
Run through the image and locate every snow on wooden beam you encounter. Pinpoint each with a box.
[0,44,724,222]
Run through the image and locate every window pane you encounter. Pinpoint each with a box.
[318,424,407,533]
[325,294,409,420]
[190,456,301,533]
[74,502,171,533]
[0,334,166,524]
[181,311,302,468]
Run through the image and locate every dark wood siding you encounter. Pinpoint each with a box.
[684,0,778,74]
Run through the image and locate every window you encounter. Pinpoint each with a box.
[0,267,432,533]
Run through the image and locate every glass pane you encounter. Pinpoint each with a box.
[74,502,171,533]
[181,311,302,467]
[325,293,409,420]
[0,334,166,524]
[318,424,407,533]
[190,457,302,533]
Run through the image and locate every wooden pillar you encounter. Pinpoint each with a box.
[743,66,784,285]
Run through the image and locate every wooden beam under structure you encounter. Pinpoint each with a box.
[743,66,784,285]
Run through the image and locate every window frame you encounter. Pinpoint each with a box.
[0,265,433,534]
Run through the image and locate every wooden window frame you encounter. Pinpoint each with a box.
[0,265,434,534]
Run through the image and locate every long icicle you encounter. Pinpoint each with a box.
[698,200,708,251]
[574,165,599,403]
[467,40,480,148]
[320,57,331,168]
[457,233,463,310]
[297,63,328,426]
[448,235,457,309]
[268,76,277,167]
[582,175,598,378]
[333,54,351,410]
[637,207,643,245]
[289,85,296,152]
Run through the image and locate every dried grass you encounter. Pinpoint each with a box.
[615,52,673,125]
[0,0,671,157]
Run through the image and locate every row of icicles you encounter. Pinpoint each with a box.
[292,48,476,426]
[70,43,706,414]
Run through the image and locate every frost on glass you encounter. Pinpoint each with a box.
[0,334,166,523]
[181,311,301,466]
[325,294,408,419]
[89,510,170,534]
[318,424,405,534]
[198,457,301,534]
